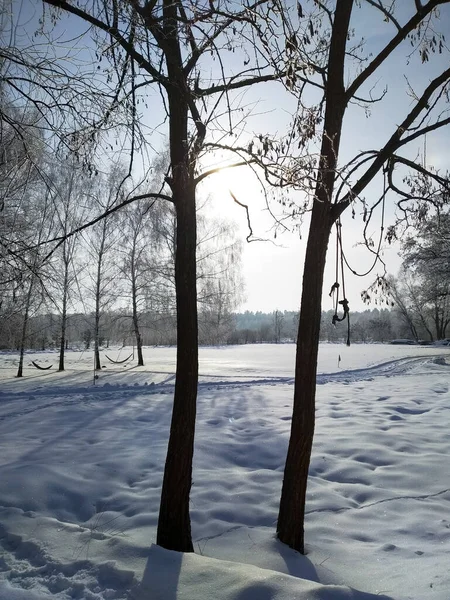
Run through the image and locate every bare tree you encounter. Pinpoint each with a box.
[118,197,158,366]
[46,160,90,370]
[266,0,450,553]
[389,212,450,340]
[0,98,46,296]
[387,275,420,341]
[83,169,121,371]
[272,309,284,343]
[403,212,450,339]
[34,0,286,552]
[196,205,244,345]
[15,186,57,377]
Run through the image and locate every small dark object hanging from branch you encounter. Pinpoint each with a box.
[329,282,339,297]
[332,298,349,324]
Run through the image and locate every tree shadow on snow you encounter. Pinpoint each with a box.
[129,544,182,600]
[274,538,320,581]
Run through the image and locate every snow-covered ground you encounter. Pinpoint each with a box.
[0,343,449,600]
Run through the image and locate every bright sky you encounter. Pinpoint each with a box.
[196,2,450,313]
[9,0,450,314]
[201,166,403,314]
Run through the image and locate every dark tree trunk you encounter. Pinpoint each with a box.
[131,249,144,367]
[277,0,353,553]
[136,331,144,366]
[94,241,104,371]
[59,263,69,371]
[157,178,198,552]
[157,55,198,549]
[277,203,333,552]
[17,279,34,378]
[132,304,144,367]
[94,316,101,370]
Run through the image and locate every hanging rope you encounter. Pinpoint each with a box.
[105,342,135,365]
[327,166,391,347]
[340,166,388,278]
[105,345,134,364]
[105,353,133,364]
[31,361,53,370]
[329,220,350,346]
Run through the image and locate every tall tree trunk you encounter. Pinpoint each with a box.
[277,203,333,551]
[130,242,144,367]
[59,261,69,371]
[157,63,198,550]
[94,310,101,370]
[17,278,34,378]
[157,178,198,552]
[131,273,144,366]
[277,0,353,553]
[94,248,103,371]
[434,304,445,340]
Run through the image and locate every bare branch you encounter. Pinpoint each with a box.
[364,0,402,31]
[346,0,445,100]
[194,160,254,186]
[35,191,172,264]
[334,65,450,218]
[43,0,167,84]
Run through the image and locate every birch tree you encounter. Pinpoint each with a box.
[118,198,157,367]
[48,160,89,370]
[84,169,121,371]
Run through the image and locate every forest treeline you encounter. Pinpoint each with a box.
[0,306,444,353]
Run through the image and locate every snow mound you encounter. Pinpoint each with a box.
[129,545,392,600]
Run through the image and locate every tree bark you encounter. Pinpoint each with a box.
[277,202,333,552]
[17,278,34,378]
[94,233,105,371]
[131,269,144,367]
[277,0,353,553]
[157,177,198,552]
[94,294,101,371]
[157,59,198,550]
[58,258,69,371]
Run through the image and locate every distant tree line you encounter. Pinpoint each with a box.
[0,146,242,363]
[3,302,447,354]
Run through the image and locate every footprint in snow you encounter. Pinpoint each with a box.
[381,543,397,552]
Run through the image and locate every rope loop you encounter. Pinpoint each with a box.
[331,219,351,346]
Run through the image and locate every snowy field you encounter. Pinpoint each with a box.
[0,343,449,600]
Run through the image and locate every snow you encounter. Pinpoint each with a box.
[0,343,449,600]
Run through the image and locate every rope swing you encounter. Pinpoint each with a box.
[105,345,135,365]
[105,353,133,365]
[31,360,53,370]
[329,219,351,346]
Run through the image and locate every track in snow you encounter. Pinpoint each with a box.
[0,355,446,408]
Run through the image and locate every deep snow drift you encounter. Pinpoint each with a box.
[0,343,449,600]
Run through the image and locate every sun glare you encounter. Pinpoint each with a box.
[204,164,269,225]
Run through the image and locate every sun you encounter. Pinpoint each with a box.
[203,163,265,221]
